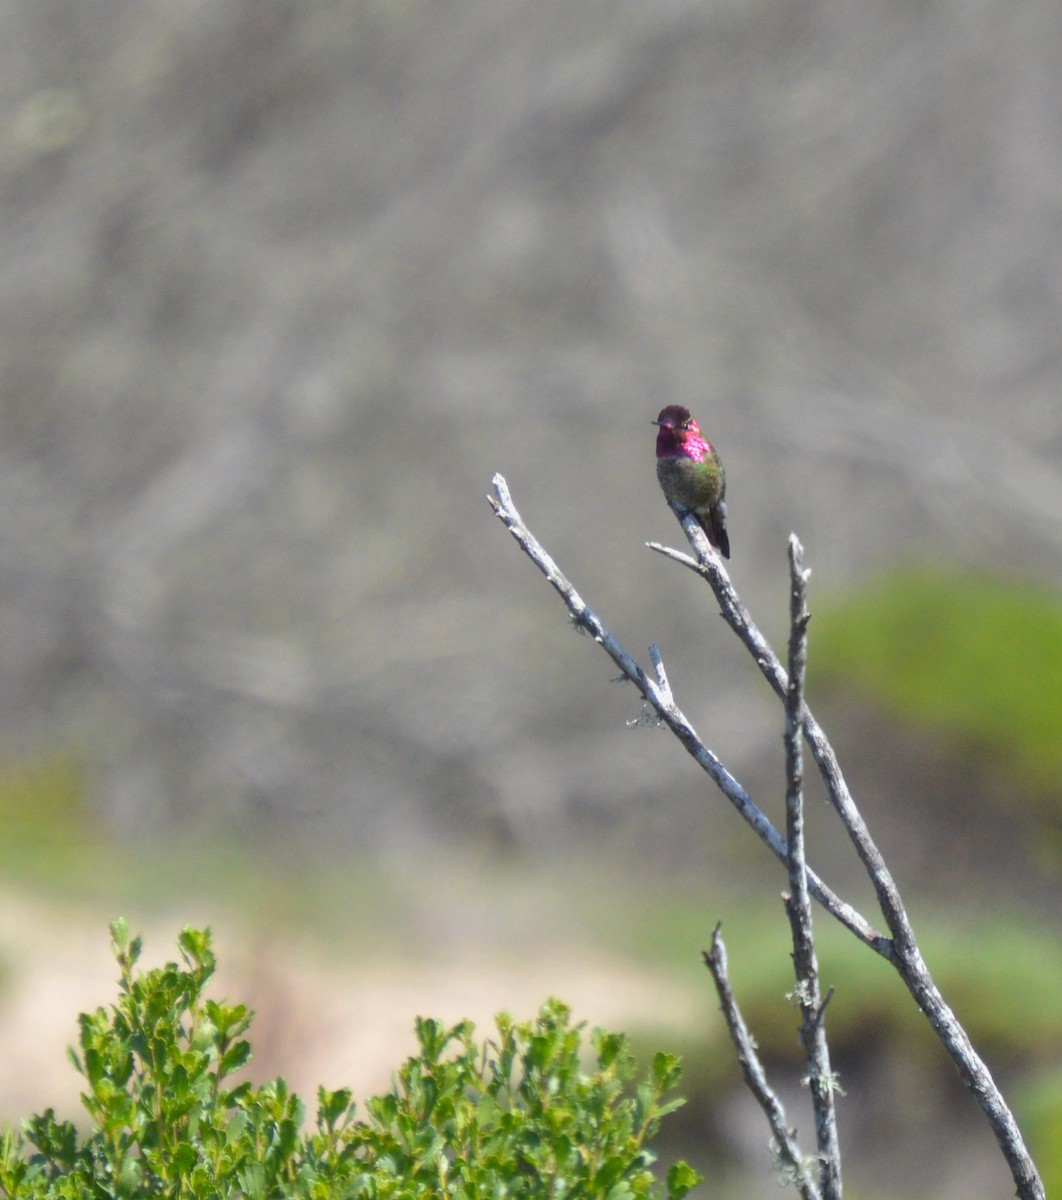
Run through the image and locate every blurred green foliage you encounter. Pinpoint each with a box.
[0,757,93,878]
[811,568,1062,801]
[1018,1068,1062,1199]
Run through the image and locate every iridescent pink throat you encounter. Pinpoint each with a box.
[656,427,713,462]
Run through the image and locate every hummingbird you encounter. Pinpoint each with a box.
[652,405,730,558]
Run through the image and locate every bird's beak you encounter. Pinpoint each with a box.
[650,419,663,427]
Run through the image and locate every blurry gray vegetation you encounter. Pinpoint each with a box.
[0,4,1059,1198]
[0,0,1060,856]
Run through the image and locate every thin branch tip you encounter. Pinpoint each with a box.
[648,643,674,703]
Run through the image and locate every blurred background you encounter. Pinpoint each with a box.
[0,0,1060,1195]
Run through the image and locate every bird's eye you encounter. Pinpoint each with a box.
[681,419,692,430]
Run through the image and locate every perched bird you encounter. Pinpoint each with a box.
[652,405,730,558]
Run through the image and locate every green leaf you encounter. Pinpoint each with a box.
[220,1039,253,1077]
[238,1161,267,1199]
[594,1030,626,1071]
[666,1159,703,1198]
[651,1052,682,1093]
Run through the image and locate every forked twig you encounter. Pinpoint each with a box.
[648,502,1042,1200]
[488,473,1044,1200]
[487,474,881,951]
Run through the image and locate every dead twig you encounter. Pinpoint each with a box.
[783,535,841,1200]
[488,474,1044,1200]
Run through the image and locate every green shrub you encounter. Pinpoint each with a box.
[0,921,701,1199]
[813,568,1062,798]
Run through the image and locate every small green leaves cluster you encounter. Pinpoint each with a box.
[0,921,701,1199]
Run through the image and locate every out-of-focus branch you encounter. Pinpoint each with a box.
[703,926,821,1200]
[783,536,841,1200]
[487,474,881,951]
[649,502,1044,1200]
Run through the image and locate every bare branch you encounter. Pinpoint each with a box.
[649,510,909,949]
[490,475,1043,1200]
[783,536,842,1200]
[488,474,882,951]
[650,504,1045,1200]
[703,926,821,1200]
